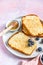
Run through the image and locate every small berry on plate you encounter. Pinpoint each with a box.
[41,55,43,62]
[28,39,34,46]
[35,37,39,41]
[36,47,42,52]
[40,39,43,44]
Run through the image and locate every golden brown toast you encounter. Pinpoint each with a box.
[22,22,43,37]
[22,14,43,37]
[8,32,37,55]
[39,20,43,37]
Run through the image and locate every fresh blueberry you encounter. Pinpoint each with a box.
[41,55,43,62]
[41,58,43,62]
[28,39,34,45]
[35,37,39,41]
[36,47,42,52]
[40,39,43,44]
[28,43,32,46]
[42,55,43,58]
[31,41,34,45]
[28,39,32,42]
[28,39,34,46]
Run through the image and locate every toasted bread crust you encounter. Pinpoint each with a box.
[22,29,43,37]
[8,32,37,55]
[22,22,31,35]
[9,43,37,55]
[22,14,43,37]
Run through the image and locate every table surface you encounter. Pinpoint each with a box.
[0,0,43,65]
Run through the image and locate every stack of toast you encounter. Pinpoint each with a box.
[22,14,43,37]
[8,14,43,55]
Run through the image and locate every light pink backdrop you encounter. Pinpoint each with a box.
[0,0,43,65]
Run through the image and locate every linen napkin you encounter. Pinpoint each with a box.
[21,55,39,65]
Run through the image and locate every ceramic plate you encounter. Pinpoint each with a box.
[3,17,43,58]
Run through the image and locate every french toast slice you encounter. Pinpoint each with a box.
[22,23,43,37]
[22,14,43,37]
[8,32,37,55]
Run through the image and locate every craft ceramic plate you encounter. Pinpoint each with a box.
[3,17,43,58]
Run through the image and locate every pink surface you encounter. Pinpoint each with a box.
[22,56,39,65]
[0,0,43,65]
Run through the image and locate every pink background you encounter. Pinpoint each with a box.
[0,0,43,65]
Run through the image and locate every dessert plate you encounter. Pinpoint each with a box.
[2,17,43,58]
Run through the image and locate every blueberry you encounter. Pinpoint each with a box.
[28,43,32,46]
[41,57,43,62]
[28,39,34,45]
[41,55,43,62]
[31,41,34,45]
[42,55,43,58]
[28,39,32,42]
[35,37,39,41]
[36,47,42,52]
[28,39,34,46]
[40,39,43,44]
